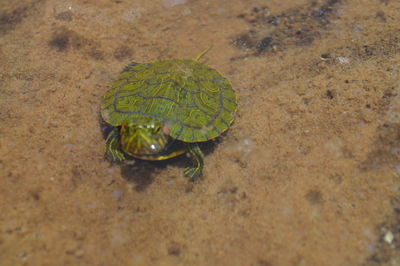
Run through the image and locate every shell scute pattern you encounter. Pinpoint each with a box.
[101,58,236,142]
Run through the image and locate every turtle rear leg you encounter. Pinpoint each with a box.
[184,143,204,181]
[105,128,126,162]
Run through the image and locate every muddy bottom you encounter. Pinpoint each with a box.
[1,0,400,265]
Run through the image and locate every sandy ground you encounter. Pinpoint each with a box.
[1,0,400,265]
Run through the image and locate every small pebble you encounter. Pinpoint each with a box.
[337,57,350,64]
[383,231,394,244]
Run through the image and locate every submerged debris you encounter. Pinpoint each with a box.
[233,0,342,55]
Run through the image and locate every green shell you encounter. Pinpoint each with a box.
[101,58,236,142]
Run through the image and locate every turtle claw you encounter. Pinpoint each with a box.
[184,143,204,181]
[105,128,126,163]
[105,148,125,163]
[184,166,202,181]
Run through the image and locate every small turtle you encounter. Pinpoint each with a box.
[100,48,237,180]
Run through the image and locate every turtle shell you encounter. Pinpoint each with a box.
[101,59,236,142]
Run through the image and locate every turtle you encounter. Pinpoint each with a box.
[100,48,237,180]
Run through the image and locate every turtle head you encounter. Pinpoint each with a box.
[120,117,169,156]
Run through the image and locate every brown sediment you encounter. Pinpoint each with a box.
[1,0,400,265]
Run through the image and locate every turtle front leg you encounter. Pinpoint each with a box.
[184,143,204,181]
[105,127,126,162]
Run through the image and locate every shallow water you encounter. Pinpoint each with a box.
[1,0,400,265]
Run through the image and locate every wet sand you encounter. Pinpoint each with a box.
[1,0,400,265]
